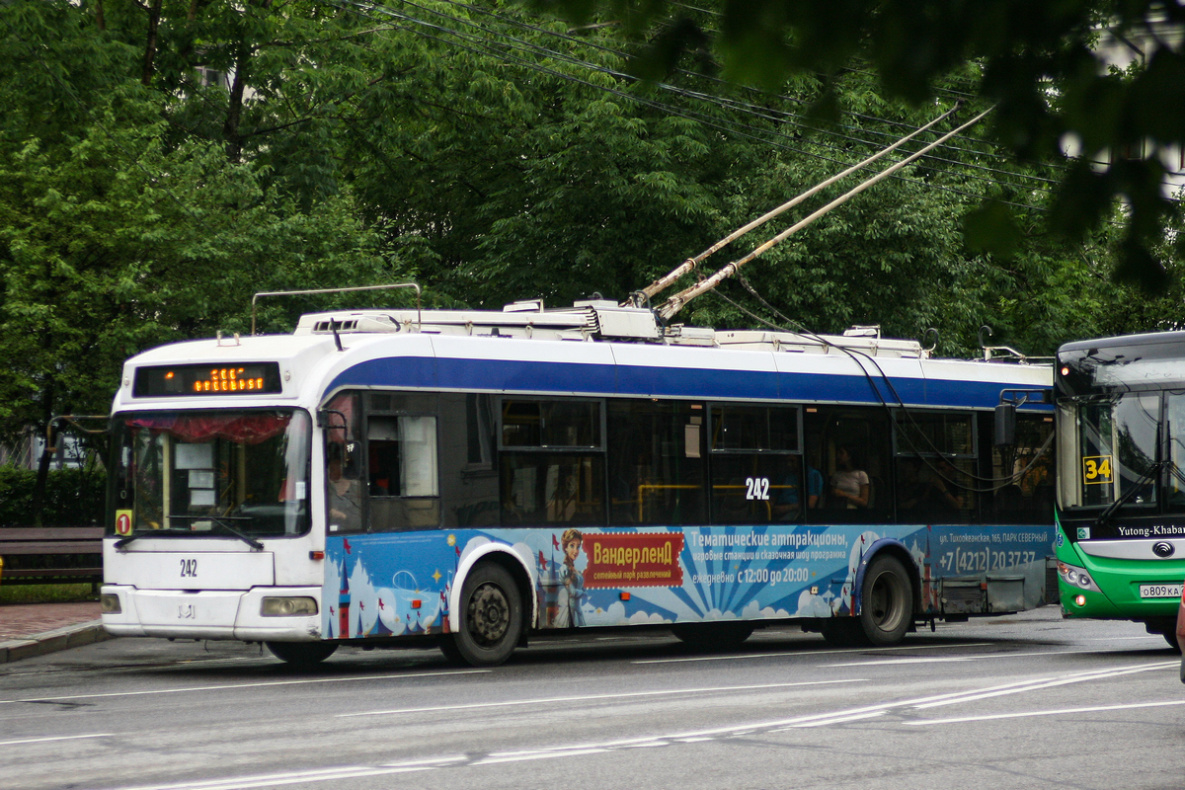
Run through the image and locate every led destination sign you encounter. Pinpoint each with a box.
[134,363,282,397]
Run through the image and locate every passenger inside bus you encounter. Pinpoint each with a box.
[830,445,870,509]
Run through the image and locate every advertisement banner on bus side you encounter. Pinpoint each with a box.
[321,523,1054,640]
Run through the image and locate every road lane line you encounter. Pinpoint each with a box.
[635,641,994,664]
[105,760,466,790]
[910,660,1178,709]
[337,679,866,718]
[0,732,112,747]
[824,648,1090,667]
[905,699,1185,725]
[0,669,488,706]
[92,658,1183,790]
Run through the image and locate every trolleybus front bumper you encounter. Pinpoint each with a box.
[100,584,324,642]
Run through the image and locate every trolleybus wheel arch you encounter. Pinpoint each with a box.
[265,641,339,666]
[858,554,913,646]
[449,561,523,667]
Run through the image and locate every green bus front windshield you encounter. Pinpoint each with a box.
[1058,392,1185,517]
[109,410,312,538]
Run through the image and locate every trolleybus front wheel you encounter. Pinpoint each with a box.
[265,641,338,666]
[858,555,913,646]
[449,562,523,667]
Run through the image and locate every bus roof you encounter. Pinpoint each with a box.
[115,301,1052,412]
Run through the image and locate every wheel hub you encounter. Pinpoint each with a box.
[469,583,509,645]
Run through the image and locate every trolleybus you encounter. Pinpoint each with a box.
[101,296,1056,666]
[1055,331,1185,648]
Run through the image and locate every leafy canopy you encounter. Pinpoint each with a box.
[528,0,1185,291]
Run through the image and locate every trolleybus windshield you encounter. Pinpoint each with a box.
[109,409,312,539]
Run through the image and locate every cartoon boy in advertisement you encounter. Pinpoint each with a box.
[553,528,586,627]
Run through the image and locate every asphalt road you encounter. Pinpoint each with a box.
[2,606,1182,790]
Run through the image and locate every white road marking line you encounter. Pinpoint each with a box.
[905,699,1185,726]
[824,648,1089,667]
[338,679,866,718]
[95,659,1182,790]
[0,732,113,747]
[911,661,1178,709]
[635,641,993,664]
[106,759,468,790]
[1082,635,1162,641]
[0,669,488,705]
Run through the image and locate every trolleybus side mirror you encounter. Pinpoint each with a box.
[994,403,1016,447]
[319,409,361,478]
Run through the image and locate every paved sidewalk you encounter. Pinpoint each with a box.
[0,602,110,664]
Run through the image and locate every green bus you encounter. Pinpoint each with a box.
[1055,331,1185,649]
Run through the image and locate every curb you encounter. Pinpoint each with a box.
[0,621,113,665]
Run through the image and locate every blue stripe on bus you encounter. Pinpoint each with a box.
[326,356,1049,410]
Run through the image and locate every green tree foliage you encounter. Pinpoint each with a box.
[0,0,395,523]
[530,0,1185,291]
[0,0,1180,525]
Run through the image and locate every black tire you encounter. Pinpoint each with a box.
[671,622,755,649]
[437,635,466,665]
[265,641,338,666]
[451,562,523,667]
[1144,617,1181,653]
[858,554,913,646]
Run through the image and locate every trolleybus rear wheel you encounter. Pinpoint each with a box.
[858,555,913,646]
[265,641,338,666]
[450,562,523,667]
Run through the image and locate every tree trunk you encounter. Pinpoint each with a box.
[141,0,163,86]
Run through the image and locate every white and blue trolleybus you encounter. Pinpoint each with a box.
[101,296,1056,665]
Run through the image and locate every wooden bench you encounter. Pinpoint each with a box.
[0,527,104,588]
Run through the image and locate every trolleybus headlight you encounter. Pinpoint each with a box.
[1057,561,1100,593]
[261,596,318,616]
[100,594,121,614]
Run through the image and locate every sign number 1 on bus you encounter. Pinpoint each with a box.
[1082,455,1113,486]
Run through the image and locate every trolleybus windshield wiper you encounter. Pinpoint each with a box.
[114,528,191,550]
[167,514,265,550]
[1094,459,1165,529]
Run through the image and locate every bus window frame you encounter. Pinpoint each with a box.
[707,403,804,525]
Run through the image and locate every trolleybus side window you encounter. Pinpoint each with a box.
[440,392,499,528]
[708,404,803,525]
[607,399,706,526]
[367,414,440,531]
[499,398,605,527]
[988,413,1054,523]
[809,409,891,523]
[324,392,363,534]
[894,410,977,523]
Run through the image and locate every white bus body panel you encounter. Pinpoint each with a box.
[102,585,323,641]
